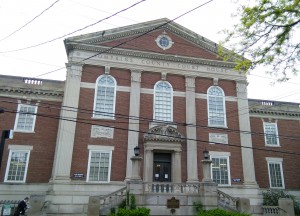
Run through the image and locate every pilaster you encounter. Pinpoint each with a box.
[185,76,198,182]
[125,70,142,180]
[51,63,83,182]
[236,81,258,187]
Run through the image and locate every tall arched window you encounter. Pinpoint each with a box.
[153,81,173,122]
[207,86,226,127]
[93,75,116,119]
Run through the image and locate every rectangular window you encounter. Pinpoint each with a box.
[14,104,37,132]
[211,156,230,185]
[87,150,112,182]
[264,122,279,146]
[267,158,285,189]
[5,150,30,183]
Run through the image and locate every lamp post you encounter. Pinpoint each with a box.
[130,146,142,181]
[201,148,213,182]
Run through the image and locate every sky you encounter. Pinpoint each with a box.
[0,0,299,103]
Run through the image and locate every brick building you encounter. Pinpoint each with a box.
[0,18,299,215]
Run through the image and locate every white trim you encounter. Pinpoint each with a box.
[265,157,283,162]
[93,75,117,119]
[88,145,115,151]
[209,151,231,157]
[207,86,227,127]
[86,149,113,183]
[13,103,38,133]
[266,158,285,189]
[8,145,33,151]
[4,149,31,183]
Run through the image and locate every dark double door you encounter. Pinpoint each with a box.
[153,153,171,182]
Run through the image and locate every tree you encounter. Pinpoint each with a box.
[219,0,300,81]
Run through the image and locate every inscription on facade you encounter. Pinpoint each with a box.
[209,133,228,144]
[91,125,114,139]
[88,53,234,75]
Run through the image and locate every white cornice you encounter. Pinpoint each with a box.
[71,50,246,81]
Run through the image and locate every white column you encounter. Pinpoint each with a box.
[52,63,83,182]
[236,81,258,186]
[185,76,199,182]
[173,150,182,183]
[144,149,153,182]
[125,70,142,180]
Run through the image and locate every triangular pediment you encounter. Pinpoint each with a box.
[64,18,238,67]
[144,125,183,142]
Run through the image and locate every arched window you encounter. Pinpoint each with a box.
[93,75,116,119]
[207,86,226,127]
[153,81,173,122]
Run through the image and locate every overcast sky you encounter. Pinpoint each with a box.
[0,0,299,103]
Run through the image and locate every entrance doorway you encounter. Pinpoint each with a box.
[153,153,171,182]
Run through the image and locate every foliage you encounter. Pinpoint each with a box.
[109,207,150,216]
[116,192,136,211]
[219,0,300,81]
[196,208,250,216]
[262,189,300,215]
[129,194,136,210]
[193,201,203,213]
[262,189,291,206]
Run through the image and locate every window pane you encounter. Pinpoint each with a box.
[269,162,283,188]
[6,151,29,182]
[264,123,278,145]
[212,157,229,185]
[154,81,172,122]
[94,76,116,118]
[208,87,225,126]
[16,105,36,131]
[88,152,110,182]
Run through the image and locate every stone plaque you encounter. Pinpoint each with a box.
[167,197,179,209]
[209,133,228,144]
[91,125,114,139]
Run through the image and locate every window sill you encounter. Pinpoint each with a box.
[13,130,35,133]
[92,117,115,121]
[207,125,228,129]
[265,144,281,147]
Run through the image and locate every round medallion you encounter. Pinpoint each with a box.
[155,32,173,50]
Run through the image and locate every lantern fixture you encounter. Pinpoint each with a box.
[134,146,140,156]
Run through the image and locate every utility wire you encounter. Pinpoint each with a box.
[1,97,300,142]
[0,0,61,43]
[0,0,146,53]
[79,0,214,62]
[3,108,300,156]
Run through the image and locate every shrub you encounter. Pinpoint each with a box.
[110,207,150,216]
[193,201,203,213]
[196,209,250,216]
[262,189,300,215]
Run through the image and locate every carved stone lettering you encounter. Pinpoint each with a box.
[209,133,228,144]
[91,125,114,139]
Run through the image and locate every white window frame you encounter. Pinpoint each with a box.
[153,80,173,123]
[86,145,114,183]
[207,86,227,127]
[210,151,231,186]
[14,103,37,133]
[263,122,280,146]
[93,75,117,119]
[4,145,32,183]
[266,157,285,189]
